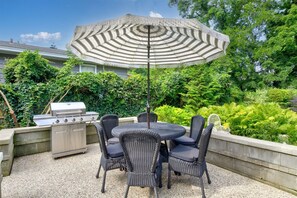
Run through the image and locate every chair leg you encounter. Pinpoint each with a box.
[163,141,169,158]
[154,186,159,198]
[167,164,171,189]
[157,158,163,188]
[205,166,211,184]
[199,177,206,198]
[96,164,101,178]
[158,176,163,188]
[124,185,130,198]
[101,170,107,193]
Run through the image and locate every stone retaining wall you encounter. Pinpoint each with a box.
[206,131,297,195]
[13,117,136,157]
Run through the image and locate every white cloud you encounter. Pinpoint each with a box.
[149,11,163,18]
[20,32,61,43]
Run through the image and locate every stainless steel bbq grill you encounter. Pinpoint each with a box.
[33,102,99,158]
[34,102,98,126]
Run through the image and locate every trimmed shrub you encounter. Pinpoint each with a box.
[266,88,297,107]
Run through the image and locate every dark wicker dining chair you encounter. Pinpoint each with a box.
[93,122,126,193]
[137,111,167,177]
[100,114,120,144]
[137,112,158,123]
[119,130,161,198]
[170,115,205,148]
[167,123,214,198]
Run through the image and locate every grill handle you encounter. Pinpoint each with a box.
[55,110,83,116]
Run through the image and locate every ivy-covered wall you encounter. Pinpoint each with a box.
[0,51,149,128]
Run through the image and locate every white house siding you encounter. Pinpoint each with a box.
[104,66,129,78]
[0,57,5,83]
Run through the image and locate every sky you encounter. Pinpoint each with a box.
[0,0,180,49]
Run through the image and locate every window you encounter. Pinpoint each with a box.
[79,64,97,73]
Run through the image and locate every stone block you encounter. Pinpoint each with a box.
[14,130,50,146]
[264,167,297,190]
[1,149,13,176]
[245,146,280,165]
[86,124,97,136]
[14,141,50,157]
[233,158,262,179]
[226,142,245,156]
[208,138,227,153]
[0,129,14,176]
[280,153,297,171]
[86,124,98,144]
[14,128,51,157]
[0,129,14,145]
[87,134,98,144]
[207,151,234,170]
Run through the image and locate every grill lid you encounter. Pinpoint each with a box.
[50,102,86,116]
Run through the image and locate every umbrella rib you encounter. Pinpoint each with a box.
[101,25,145,64]
[88,23,134,63]
[170,28,222,64]
[105,27,135,64]
[155,27,194,65]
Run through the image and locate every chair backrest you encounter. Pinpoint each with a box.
[119,130,161,173]
[93,122,108,159]
[137,112,158,123]
[189,115,205,145]
[198,123,214,163]
[100,114,119,140]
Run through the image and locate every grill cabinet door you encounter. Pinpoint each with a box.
[69,123,86,150]
[51,123,87,158]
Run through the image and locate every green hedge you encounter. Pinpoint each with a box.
[244,88,297,108]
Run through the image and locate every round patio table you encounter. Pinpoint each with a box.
[112,122,186,141]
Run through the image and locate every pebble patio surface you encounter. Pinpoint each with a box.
[2,143,296,198]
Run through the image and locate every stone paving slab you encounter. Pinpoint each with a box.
[2,144,296,198]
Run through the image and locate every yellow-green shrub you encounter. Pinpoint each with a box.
[155,103,297,145]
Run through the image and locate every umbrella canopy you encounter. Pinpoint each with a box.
[69,14,230,128]
[69,14,229,68]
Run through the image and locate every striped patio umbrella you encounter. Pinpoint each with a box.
[69,14,230,128]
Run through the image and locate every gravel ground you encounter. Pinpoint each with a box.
[2,143,296,198]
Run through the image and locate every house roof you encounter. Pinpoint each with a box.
[0,40,68,60]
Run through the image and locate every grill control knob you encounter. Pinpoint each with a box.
[92,117,95,120]
[80,117,83,121]
[64,119,68,123]
[55,120,60,124]
[72,118,76,122]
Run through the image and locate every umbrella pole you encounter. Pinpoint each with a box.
[147,25,151,129]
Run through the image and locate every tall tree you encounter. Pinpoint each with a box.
[256,3,297,88]
[169,0,296,90]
